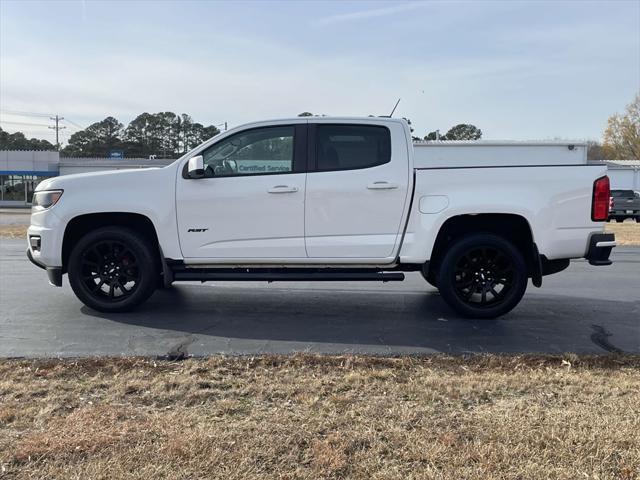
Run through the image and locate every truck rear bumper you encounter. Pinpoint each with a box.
[609,212,638,218]
[585,233,615,266]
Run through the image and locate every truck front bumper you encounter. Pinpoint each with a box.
[27,248,63,286]
[585,233,616,266]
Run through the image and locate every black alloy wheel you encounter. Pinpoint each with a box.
[68,227,158,312]
[452,246,515,307]
[79,240,141,300]
[436,234,528,319]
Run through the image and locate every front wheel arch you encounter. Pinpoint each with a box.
[67,226,159,312]
[62,212,162,275]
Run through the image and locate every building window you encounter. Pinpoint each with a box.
[1,175,24,201]
[0,175,54,203]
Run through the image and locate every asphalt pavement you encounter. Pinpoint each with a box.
[0,209,31,225]
[0,236,638,358]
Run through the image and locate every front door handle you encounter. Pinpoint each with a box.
[367,181,399,190]
[268,185,299,193]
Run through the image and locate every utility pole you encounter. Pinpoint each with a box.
[49,115,66,150]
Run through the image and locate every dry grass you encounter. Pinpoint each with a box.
[607,222,640,245]
[0,355,638,479]
[0,225,27,239]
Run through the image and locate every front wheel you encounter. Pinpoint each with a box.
[437,234,528,319]
[68,227,159,312]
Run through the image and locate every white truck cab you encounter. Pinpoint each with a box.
[27,117,615,318]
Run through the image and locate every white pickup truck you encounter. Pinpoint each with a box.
[27,117,615,318]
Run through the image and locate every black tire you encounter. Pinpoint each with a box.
[437,234,528,319]
[157,279,174,289]
[420,267,438,288]
[68,226,158,312]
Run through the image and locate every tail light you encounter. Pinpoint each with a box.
[609,196,614,212]
[592,176,610,221]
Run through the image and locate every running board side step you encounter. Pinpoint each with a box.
[171,267,405,282]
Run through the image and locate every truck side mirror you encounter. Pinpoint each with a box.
[187,155,205,179]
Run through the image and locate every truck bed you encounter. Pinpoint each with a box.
[400,163,608,264]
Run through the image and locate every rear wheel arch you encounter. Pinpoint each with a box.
[425,213,538,285]
[436,232,529,318]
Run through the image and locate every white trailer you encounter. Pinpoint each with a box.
[413,141,587,169]
[600,160,640,191]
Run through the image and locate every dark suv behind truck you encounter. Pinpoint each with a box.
[609,189,640,222]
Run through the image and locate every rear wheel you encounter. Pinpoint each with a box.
[68,227,158,312]
[437,234,528,319]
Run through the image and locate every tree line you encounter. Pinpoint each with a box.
[1,98,637,159]
[299,112,483,141]
[298,94,640,158]
[60,112,221,158]
[588,93,639,160]
[0,127,55,150]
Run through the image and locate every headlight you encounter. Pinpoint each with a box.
[32,190,63,210]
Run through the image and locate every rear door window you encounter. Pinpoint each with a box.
[315,125,391,172]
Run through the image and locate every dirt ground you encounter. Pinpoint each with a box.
[606,221,640,245]
[0,225,27,239]
[0,355,638,479]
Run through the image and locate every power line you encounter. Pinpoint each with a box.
[62,118,85,130]
[1,130,53,135]
[1,110,86,131]
[0,108,54,118]
[0,120,52,128]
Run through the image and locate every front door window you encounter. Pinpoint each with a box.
[201,126,294,177]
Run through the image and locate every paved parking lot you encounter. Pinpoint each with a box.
[0,237,638,357]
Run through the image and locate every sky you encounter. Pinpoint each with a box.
[0,0,638,144]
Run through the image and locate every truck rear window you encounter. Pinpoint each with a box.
[316,125,391,171]
[611,190,634,197]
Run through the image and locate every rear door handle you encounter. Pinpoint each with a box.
[367,181,399,190]
[268,185,298,193]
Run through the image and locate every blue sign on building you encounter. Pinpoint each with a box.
[108,150,124,159]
